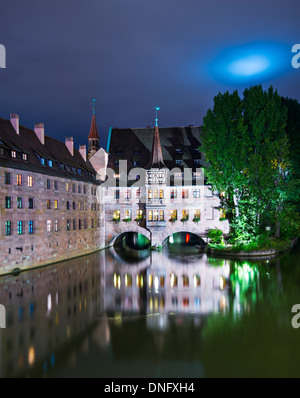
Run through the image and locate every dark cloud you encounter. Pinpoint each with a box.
[0,0,299,148]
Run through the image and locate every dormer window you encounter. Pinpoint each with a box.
[11,150,17,158]
[194,159,201,165]
[23,153,28,161]
[175,159,182,165]
[41,157,45,165]
[175,148,183,154]
[48,160,53,167]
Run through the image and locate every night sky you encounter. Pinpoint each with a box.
[0,0,299,149]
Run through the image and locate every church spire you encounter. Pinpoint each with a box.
[88,99,100,158]
[146,106,166,169]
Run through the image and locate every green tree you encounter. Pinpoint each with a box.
[202,85,293,242]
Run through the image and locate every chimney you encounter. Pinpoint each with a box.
[34,122,45,144]
[65,137,74,156]
[10,113,19,135]
[79,145,87,161]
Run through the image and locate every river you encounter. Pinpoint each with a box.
[0,241,300,378]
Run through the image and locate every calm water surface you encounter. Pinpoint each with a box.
[1,242,300,378]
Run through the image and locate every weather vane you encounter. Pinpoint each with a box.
[153,105,160,127]
[92,99,96,115]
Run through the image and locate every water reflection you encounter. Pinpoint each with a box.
[0,243,299,378]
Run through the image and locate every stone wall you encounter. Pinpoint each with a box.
[0,166,103,275]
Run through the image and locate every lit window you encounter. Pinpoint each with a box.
[47,220,52,232]
[159,210,164,221]
[47,200,51,209]
[182,209,189,221]
[136,209,142,220]
[170,210,177,221]
[113,210,120,221]
[54,200,58,210]
[48,160,53,167]
[125,209,131,220]
[194,209,200,220]
[27,175,33,187]
[78,201,81,210]
[153,210,159,221]
[40,158,45,165]
[182,189,188,199]
[54,220,58,232]
[148,210,153,221]
[17,220,23,235]
[159,189,164,199]
[17,197,23,209]
[11,150,17,158]
[5,221,12,236]
[66,183,69,192]
[148,189,152,199]
[28,220,33,234]
[23,153,28,161]
[170,189,177,199]
[193,189,200,198]
[17,174,22,186]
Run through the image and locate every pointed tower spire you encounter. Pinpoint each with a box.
[88,99,100,158]
[146,106,166,169]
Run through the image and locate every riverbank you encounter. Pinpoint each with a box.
[206,237,298,257]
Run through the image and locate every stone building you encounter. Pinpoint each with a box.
[95,113,230,248]
[0,114,102,275]
[0,107,230,275]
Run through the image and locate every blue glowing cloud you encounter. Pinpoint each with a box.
[210,42,290,85]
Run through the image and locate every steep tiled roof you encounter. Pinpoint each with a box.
[107,125,206,172]
[146,125,166,169]
[88,114,100,140]
[0,117,97,183]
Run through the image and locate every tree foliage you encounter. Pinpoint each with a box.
[202,85,299,243]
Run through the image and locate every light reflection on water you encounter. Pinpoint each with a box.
[0,242,300,378]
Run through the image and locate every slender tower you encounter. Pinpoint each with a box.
[88,99,100,158]
[145,107,168,245]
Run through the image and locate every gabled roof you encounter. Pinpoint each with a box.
[0,117,98,183]
[88,114,100,140]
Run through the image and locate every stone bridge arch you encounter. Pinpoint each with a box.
[151,224,208,247]
[105,223,151,247]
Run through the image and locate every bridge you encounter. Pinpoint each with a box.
[103,217,229,248]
